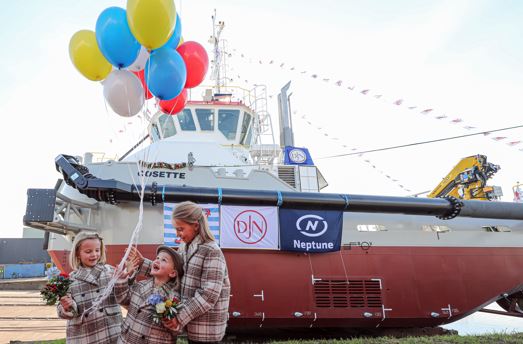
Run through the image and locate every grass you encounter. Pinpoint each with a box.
[12,333,523,344]
[272,333,523,344]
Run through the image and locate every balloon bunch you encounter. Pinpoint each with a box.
[69,0,209,117]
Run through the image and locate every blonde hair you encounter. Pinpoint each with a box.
[69,231,106,270]
[172,201,215,243]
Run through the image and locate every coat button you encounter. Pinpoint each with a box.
[81,294,85,297]
[96,290,100,293]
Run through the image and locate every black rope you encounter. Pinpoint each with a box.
[118,134,150,162]
[317,124,523,160]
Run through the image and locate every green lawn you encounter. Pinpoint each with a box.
[18,332,523,344]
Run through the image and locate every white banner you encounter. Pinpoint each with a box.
[164,203,220,247]
[219,205,279,249]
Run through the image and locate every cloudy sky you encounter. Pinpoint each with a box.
[2,1,523,235]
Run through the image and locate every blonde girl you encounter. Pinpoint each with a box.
[164,201,231,343]
[57,231,122,344]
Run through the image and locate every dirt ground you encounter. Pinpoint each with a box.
[0,290,129,344]
[0,290,66,343]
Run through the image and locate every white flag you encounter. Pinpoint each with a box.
[220,205,279,249]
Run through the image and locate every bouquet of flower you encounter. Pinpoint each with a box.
[148,293,181,324]
[41,267,73,305]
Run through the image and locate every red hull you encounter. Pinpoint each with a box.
[49,245,523,329]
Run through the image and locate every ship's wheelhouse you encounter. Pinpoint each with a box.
[150,101,254,146]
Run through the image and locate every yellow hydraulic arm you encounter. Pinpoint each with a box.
[428,155,501,200]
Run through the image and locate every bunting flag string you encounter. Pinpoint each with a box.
[227,49,523,153]
[294,110,414,193]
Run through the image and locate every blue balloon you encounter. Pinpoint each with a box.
[145,47,187,100]
[161,14,182,49]
[96,7,141,68]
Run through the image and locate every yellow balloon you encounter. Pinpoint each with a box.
[177,36,184,48]
[69,30,112,81]
[127,0,176,50]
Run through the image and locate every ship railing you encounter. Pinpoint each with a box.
[189,83,276,151]
[84,152,119,164]
[250,143,281,166]
[191,84,257,108]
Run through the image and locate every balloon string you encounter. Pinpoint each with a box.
[84,142,161,317]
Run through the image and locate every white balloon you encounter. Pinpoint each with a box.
[103,70,144,117]
[128,46,150,72]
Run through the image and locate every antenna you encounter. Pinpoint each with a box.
[209,9,226,93]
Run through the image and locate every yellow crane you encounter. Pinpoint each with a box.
[428,154,502,200]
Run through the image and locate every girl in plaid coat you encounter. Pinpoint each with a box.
[115,245,184,344]
[57,232,123,344]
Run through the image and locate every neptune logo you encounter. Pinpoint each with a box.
[296,215,328,237]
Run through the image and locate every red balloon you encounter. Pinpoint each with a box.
[131,69,153,99]
[159,88,187,115]
[176,41,209,89]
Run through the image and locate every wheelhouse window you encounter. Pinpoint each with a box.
[422,225,451,232]
[239,112,252,145]
[178,109,196,131]
[245,126,253,146]
[158,114,177,138]
[357,224,387,232]
[218,109,240,140]
[196,108,215,131]
[151,123,161,141]
[483,225,511,232]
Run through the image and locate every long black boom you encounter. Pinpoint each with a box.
[55,154,523,220]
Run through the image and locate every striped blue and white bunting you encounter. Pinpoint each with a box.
[163,203,220,247]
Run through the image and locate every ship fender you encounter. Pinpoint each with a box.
[497,291,523,314]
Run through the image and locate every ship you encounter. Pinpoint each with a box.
[24,14,523,333]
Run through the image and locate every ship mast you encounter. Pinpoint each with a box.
[209,9,226,94]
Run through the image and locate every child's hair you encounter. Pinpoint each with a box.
[69,231,106,270]
[172,201,215,243]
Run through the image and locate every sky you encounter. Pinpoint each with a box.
[1,0,523,334]
[1,1,523,230]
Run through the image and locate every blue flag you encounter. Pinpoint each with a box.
[279,209,342,253]
[284,146,314,165]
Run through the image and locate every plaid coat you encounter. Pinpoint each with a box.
[56,263,122,344]
[177,235,230,342]
[114,277,179,344]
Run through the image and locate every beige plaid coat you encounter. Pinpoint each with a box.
[114,277,179,344]
[56,263,122,344]
[177,235,230,342]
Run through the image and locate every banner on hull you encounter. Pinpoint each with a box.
[219,205,279,249]
[279,209,342,253]
[163,203,343,252]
